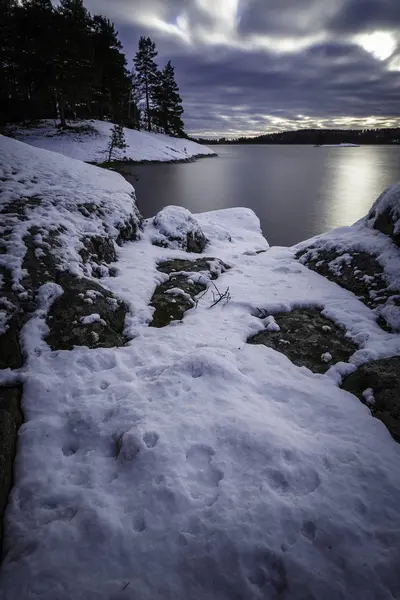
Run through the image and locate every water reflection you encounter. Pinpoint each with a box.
[322,147,388,230]
[123,145,400,246]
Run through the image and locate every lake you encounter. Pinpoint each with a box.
[119,145,400,246]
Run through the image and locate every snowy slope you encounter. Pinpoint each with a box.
[0,138,400,599]
[0,134,141,291]
[10,119,215,164]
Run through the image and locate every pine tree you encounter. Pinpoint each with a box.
[153,60,184,137]
[133,36,158,132]
[0,0,17,123]
[107,123,127,162]
[20,0,56,120]
[54,0,93,126]
[127,71,141,130]
[91,15,131,123]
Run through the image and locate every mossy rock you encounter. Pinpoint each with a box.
[150,276,206,328]
[150,257,230,328]
[341,356,400,443]
[248,308,358,374]
[156,257,230,279]
[46,274,129,350]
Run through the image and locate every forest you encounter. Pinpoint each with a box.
[193,128,400,145]
[0,0,185,136]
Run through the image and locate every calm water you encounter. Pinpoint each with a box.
[121,145,400,246]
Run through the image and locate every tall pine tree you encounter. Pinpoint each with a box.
[153,60,184,137]
[133,36,158,132]
[91,15,131,123]
[54,0,93,126]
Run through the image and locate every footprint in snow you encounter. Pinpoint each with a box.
[185,444,224,505]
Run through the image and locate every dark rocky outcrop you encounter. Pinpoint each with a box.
[297,248,400,332]
[0,386,23,549]
[150,257,230,327]
[46,274,129,350]
[150,277,206,328]
[341,357,400,443]
[248,308,358,374]
[367,183,400,248]
[156,257,230,279]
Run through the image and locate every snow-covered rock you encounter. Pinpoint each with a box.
[367,181,400,247]
[297,185,400,332]
[151,205,208,253]
[8,119,216,164]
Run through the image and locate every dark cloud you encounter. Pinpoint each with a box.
[83,0,400,136]
[237,0,330,37]
[328,0,400,33]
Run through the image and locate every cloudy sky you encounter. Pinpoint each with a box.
[85,0,400,137]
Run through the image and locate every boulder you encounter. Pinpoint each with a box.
[248,307,358,374]
[367,182,400,247]
[341,357,400,443]
[152,206,208,253]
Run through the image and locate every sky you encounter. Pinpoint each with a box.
[84,0,400,138]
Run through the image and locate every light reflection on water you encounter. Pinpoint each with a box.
[121,145,400,246]
[322,147,389,231]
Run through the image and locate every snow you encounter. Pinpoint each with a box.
[362,388,375,406]
[1,138,400,599]
[10,119,215,164]
[0,134,141,287]
[80,313,105,325]
[151,205,206,249]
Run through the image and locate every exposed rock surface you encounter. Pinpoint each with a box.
[150,258,230,327]
[151,206,208,253]
[341,357,400,443]
[367,182,400,247]
[248,308,358,374]
[46,274,129,350]
[297,242,400,334]
[0,386,23,550]
[296,247,400,332]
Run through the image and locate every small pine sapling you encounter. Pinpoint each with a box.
[108,124,128,162]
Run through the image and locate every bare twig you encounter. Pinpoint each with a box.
[194,280,231,309]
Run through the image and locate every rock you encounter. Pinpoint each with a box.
[0,319,23,371]
[150,277,205,328]
[367,183,400,247]
[150,257,230,327]
[297,248,399,332]
[341,357,400,443]
[80,235,117,272]
[247,308,358,374]
[45,273,129,350]
[156,257,230,280]
[0,386,23,549]
[152,206,208,253]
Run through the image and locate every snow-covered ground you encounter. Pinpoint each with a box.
[319,143,360,147]
[1,135,400,599]
[8,119,215,164]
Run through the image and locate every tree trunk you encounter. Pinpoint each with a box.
[58,95,66,128]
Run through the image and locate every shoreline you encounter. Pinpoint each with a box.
[92,152,218,171]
